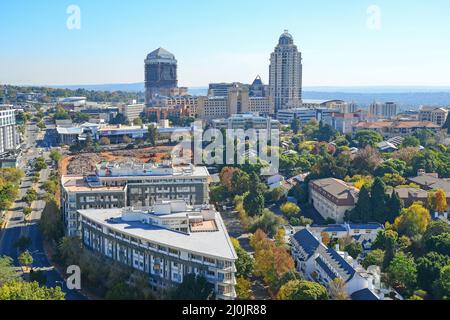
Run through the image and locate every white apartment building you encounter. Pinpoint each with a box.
[120,104,145,123]
[79,201,237,299]
[277,107,339,125]
[0,106,18,155]
[290,228,386,300]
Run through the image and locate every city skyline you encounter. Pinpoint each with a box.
[1,0,450,87]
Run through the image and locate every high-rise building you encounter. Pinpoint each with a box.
[0,106,18,155]
[269,30,303,111]
[145,48,179,104]
[369,101,398,119]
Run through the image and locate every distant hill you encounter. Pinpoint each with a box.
[48,83,450,109]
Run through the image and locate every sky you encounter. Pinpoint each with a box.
[0,0,449,88]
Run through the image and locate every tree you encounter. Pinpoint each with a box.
[425,233,450,256]
[49,150,62,163]
[352,146,381,174]
[386,191,404,223]
[99,137,111,145]
[34,157,47,172]
[435,265,450,299]
[416,252,449,294]
[394,203,431,238]
[435,189,447,214]
[381,173,406,187]
[387,252,417,294]
[133,117,143,126]
[422,220,450,245]
[23,207,32,219]
[236,276,252,300]
[231,170,251,196]
[243,173,265,216]
[383,230,399,270]
[231,238,254,278]
[18,251,33,269]
[328,278,349,300]
[402,135,420,148]
[371,177,388,223]
[291,118,301,135]
[122,135,132,144]
[0,281,65,300]
[349,185,372,223]
[277,280,328,300]
[170,274,214,300]
[0,256,19,285]
[249,209,284,237]
[270,187,285,202]
[280,202,300,218]
[219,167,240,193]
[344,241,363,259]
[147,124,158,146]
[354,130,383,148]
[362,249,385,269]
[40,200,64,242]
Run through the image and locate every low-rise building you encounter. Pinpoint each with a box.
[290,228,385,300]
[308,178,359,223]
[353,120,441,138]
[276,107,339,125]
[79,201,237,299]
[120,104,145,123]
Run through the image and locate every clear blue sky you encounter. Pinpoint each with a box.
[1,0,449,87]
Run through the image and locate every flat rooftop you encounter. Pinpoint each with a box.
[62,175,126,192]
[78,208,237,261]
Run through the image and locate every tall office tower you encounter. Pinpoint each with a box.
[145,48,178,104]
[269,30,303,111]
[369,101,398,119]
[249,75,267,97]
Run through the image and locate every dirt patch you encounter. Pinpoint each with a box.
[60,146,174,175]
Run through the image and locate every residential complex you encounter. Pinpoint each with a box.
[308,178,359,223]
[418,106,449,126]
[269,30,303,111]
[290,228,395,300]
[61,162,210,236]
[79,201,237,299]
[352,120,441,138]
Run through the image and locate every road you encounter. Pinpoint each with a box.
[0,123,86,300]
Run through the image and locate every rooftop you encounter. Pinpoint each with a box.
[78,206,237,261]
[310,178,359,201]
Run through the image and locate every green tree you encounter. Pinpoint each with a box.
[14,236,31,252]
[416,252,449,294]
[231,238,254,278]
[277,280,328,300]
[344,241,363,259]
[349,185,372,223]
[235,276,252,300]
[0,281,65,300]
[291,118,301,135]
[425,233,450,256]
[0,256,19,285]
[354,130,383,148]
[386,191,404,223]
[435,265,450,299]
[371,177,388,223]
[49,150,62,163]
[170,274,215,300]
[362,249,385,269]
[402,135,420,148]
[387,252,417,294]
[243,173,265,216]
[249,209,285,237]
[18,251,33,268]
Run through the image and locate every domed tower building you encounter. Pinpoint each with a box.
[269,30,303,111]
[145,48,178,104]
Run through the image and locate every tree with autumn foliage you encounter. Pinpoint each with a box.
[435,189,448,213]
[251,229,295,292]
[219,167,240,193]
[394,202,432,239]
